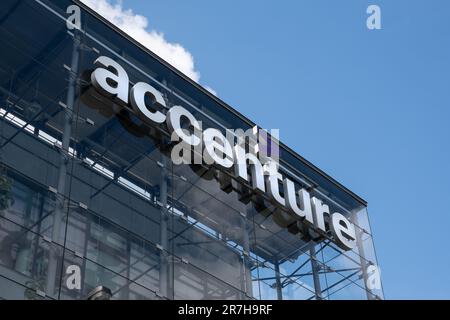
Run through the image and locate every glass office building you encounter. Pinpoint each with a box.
[0,0,383,300]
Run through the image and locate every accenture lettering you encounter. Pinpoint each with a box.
[88,56,356,251]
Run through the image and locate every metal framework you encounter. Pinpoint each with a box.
[0,0,383,300]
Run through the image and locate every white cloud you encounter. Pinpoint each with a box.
[81,0,200,82]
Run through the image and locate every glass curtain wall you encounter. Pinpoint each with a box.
[0,0,383,300]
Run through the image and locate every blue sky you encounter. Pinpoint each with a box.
[95,0,450,299]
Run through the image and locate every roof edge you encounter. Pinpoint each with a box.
[73,0,368,207]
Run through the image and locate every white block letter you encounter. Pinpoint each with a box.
[203,128,234,168]
[91,56,129,104]
[330,212,356,250]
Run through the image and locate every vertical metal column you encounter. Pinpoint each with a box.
[46,32,80,296]
[241,217,253,298]
[274,260,283,300]
[355,226,374,300]
[158,154,171,298]
[309,242,323,300]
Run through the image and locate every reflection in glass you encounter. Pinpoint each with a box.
[0,0,382,300]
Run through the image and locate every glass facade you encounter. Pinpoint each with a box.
[0,0,383,300]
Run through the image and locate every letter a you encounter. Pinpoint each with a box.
[66,265,81,290]
[366,265,381,290]
[366,5,381,30]
[66,5,81,30]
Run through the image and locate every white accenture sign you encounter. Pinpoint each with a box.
[88,56,357,251]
